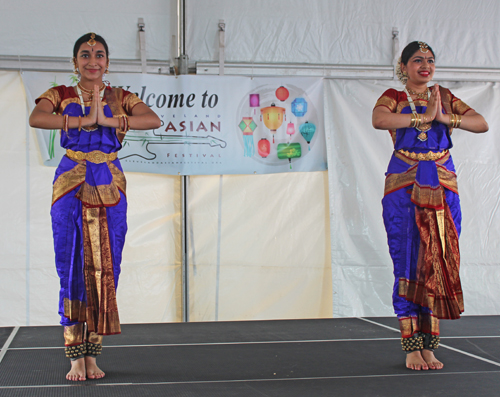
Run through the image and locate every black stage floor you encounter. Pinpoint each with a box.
[0,316,499,396]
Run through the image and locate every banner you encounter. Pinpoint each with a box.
[23,73,326,175]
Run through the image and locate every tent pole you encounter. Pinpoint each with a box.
[177,0,188,75]
[181,174,189,323]
[178,0,189,323]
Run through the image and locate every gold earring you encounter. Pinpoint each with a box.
[72,59,79,75]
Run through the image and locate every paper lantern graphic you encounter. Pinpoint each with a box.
[299,122,316,150]
[291,97,308,117]
[286,123,295,142]
[249,94,260,115]
[260,103,286,143]
[277,142,302,169]
[275,86,289,102]
[238,117,257,157]
[258,138,271,158]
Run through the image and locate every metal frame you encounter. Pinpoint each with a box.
[0,55,172,75]
[177,0,190,323]
[196,61,500,82]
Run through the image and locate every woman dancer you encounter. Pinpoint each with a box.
[372,41,488,370]
[29,33,161,381]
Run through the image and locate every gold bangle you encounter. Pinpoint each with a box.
[410,113,416,128]
[63,114,69,132]
[123,114,130,133]
[78,116,82,132]
[415,113,422,128]
[456,114,462,128]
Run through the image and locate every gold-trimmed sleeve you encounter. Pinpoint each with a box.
[452,98,473,115]
[122,92,144,115]
[374,96,397,113]
[35,87,61,112]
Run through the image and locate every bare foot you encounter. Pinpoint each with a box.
[406,351,429,370]
[66,357,86,381]
[85,356,105,379]
[421,349,444,370]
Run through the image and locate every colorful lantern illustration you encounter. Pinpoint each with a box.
[275,86,289,102]
[277,142,302,169]
[238,117,257,157]
[299,121,316,150]
[249,94,260,115]
[260,103,286,143]
[286,123,295,142]
[291,97,308,117]
[258,138,271,158]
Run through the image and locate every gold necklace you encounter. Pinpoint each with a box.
[405,86,430,100]
[77,82,105,98]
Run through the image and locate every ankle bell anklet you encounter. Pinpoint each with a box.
[85,341,103,357]
[401,334,424,353]
[422,333,440,351]
[65,342,87,360]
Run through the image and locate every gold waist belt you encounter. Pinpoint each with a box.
[397,149,448,161]
[66,149,118,164]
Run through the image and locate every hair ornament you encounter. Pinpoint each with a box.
[87,33,97,47]
[418,41,429,53]
[395,57,408,85]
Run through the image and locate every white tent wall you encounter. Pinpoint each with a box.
[186,0,500,68]
[0,0,175,60]
[187,174,332,321]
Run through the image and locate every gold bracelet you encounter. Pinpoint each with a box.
[449,114,455,128]
[63,114,69,132]
[122,114,130,133]
[410,113,416,128]
[415,113,422,129]
[456,114,462,128]
[78,116,82,132]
